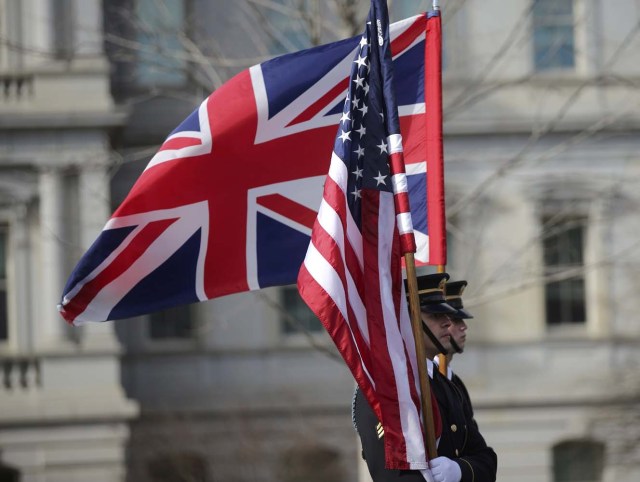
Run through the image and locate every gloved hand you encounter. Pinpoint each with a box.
[430,456,462,482]
[420,468,435,482]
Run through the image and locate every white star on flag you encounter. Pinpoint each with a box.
[374,171,387,185]
[354,55,368,69]
[339,130,351,142]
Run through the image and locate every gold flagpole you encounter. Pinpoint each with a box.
[436,264,448,376]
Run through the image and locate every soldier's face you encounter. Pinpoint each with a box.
[420,311,453,356]
[449,317,468,351]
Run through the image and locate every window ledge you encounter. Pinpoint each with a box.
[546,323,588,340]
[139,339,200,353]
[279,332,332,349]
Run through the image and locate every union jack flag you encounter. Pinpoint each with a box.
[59,12,444,325]
[297,2,443,471]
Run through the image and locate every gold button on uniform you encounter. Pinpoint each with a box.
[451,424,457,432]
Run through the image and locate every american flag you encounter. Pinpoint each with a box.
[297,2,441,470]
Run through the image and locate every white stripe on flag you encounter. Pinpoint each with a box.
[315,197,368,340]
[396,212,414,235]
[391,173,408,194]
[387,134,403,154]
[378,193,427,467]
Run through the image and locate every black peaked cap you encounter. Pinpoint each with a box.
[445,280,474,319]
[405,272,457,314]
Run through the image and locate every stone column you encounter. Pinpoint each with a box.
[77,163,119,350]
[11,203,32,352]
[586,197,610,338]
[37,167,69,349]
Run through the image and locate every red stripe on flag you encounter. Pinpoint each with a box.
[158,137,202,151]
[60,218,178,323]
[321,176,366,301]
[256,193,318,230]
[309,198,371,373]
[388,151,407,176]
[395,193,411,216]
[288,78,350,126]
[388,150,416,254]
[425,14,446,265]
[303,221,373,378]
[391,14,427,57]
[399,233,415,249]
[297,263,379,413]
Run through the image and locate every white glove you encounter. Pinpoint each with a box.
[420,468,435,482]
[430,456,462,482]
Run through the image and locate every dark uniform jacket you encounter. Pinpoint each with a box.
[451,372,474,418]
[353,367,497,482]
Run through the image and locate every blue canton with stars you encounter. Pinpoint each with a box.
[335,16,394,230]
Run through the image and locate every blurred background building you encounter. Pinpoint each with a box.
[1,0,639,481]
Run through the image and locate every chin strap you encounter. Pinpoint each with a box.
[422,322,449,356]
[450,337,464,354]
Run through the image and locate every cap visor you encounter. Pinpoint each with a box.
[420,302,457,314]
[455,308,474,319]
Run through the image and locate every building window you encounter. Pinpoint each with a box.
[533,0,575,70]
[281,285,323,334]
[51,0,75,60]
[134,0,190,87]
[148,303,194,339]
[261,0,312,53]
[543,214,586,325]
[0,460,20,482]
[553,439,604,482]
[0,226,7,341]
[147,452,209,482]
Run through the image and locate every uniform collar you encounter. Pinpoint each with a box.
[427,358,435,379]
[432,355,454,381]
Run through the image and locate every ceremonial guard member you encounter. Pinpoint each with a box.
[353,273,497,482]
[442,280,475,415]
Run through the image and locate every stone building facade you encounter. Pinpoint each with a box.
[0,1,137,480]
[1,1,639,481]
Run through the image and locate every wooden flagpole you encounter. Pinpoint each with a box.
[405,252,438,459]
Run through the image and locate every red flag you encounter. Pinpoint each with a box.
[425,11,446,265]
